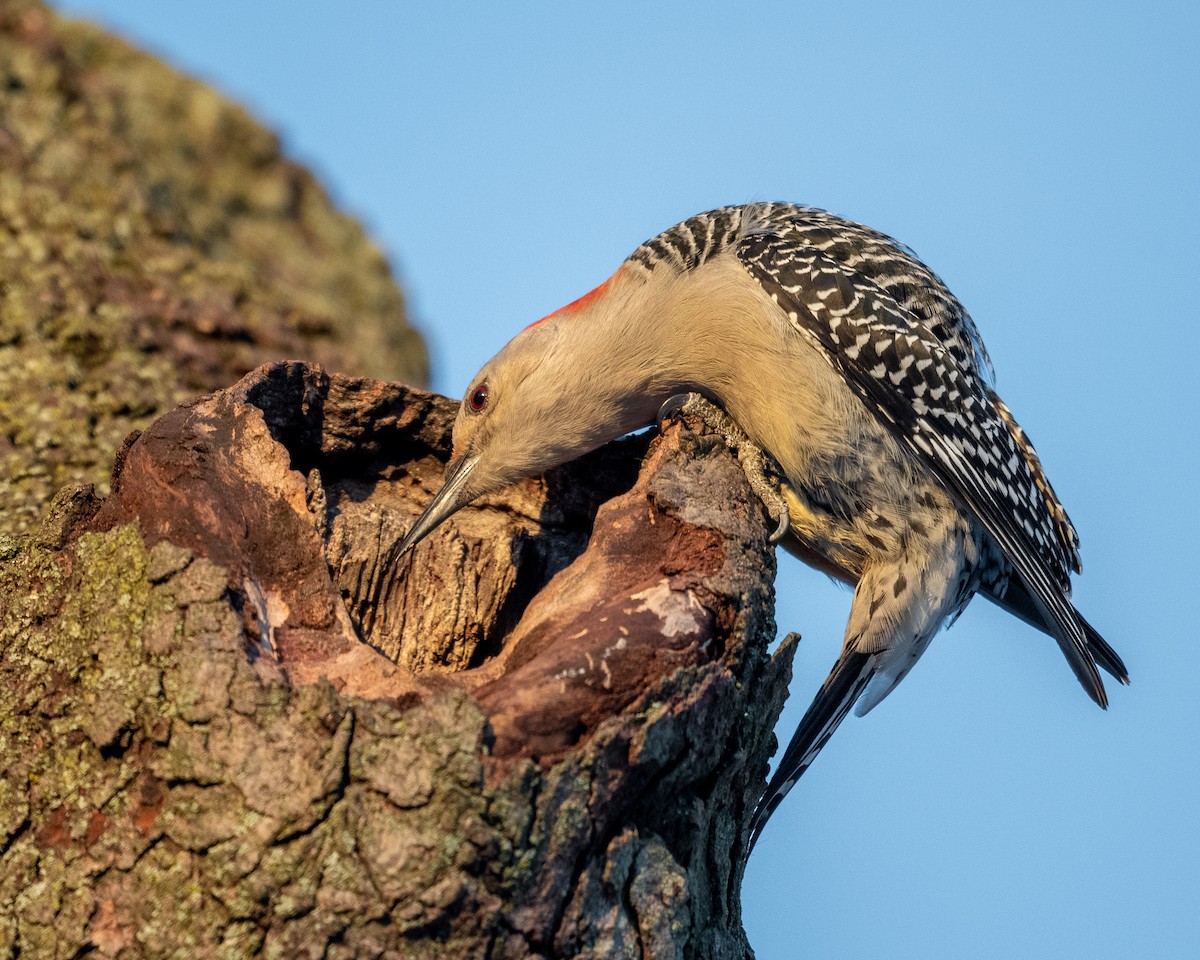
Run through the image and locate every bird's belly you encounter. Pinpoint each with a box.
[724,341,963,577]
[689,268,972,578]
[778,425,934,578]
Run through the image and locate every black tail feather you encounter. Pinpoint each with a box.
[982,577,1129,685]
[1080,611,1130,685]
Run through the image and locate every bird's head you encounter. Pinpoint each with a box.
[396,272,662,556]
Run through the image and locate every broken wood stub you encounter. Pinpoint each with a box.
[0,361,796,958]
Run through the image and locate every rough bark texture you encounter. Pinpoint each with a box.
[0,4,797,954]
[0,0,428,536]
[0,362,794,959]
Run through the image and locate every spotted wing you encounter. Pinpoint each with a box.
[735,217,1105,706]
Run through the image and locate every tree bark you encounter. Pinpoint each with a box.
[0,362,794,959]
[0,0,427,537]
[0,4,797,954]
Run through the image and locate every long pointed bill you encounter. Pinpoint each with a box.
[395,454,479,557]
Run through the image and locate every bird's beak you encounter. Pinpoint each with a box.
[395,454,479,557]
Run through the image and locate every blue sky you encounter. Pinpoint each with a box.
[52,2,1198,957]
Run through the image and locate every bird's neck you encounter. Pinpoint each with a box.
[564,253,856,486]
[576,255,779,411]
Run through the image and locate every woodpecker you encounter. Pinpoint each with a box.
[396,202,1128,849]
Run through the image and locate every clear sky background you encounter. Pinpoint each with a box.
[52,2,1198,957]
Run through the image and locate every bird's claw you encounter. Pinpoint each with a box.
[655,392,792,546]
[656,393,694,430]
[769,503,790,543]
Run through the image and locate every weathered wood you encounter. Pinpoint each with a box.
[1,362,795,958]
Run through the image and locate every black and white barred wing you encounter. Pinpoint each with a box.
[735,221,1107,707]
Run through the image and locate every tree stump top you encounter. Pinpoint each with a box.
[1,361,794,958]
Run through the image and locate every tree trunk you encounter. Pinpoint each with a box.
[0,4,796,954]
[1,362,794,959]
[0,0,427,537]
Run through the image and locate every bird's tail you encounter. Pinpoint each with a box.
[748,649,875,851]
[982,578,1129,685]
[1080,612,1129,685]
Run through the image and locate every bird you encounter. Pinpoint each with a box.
[393,202,1128,850]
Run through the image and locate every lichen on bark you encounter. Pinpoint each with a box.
[0,0,427,536]
[0,3,796,955]
[0,505,502,958]
[0,363,795,958]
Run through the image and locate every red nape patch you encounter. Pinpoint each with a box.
[527,266,625,328]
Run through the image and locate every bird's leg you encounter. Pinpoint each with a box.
[657,392,791,543]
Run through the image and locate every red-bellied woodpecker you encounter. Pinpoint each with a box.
[395,202,1128,849]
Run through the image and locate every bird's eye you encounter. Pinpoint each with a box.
[468,382,489,412]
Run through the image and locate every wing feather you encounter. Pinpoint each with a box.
[735,214,1106,706]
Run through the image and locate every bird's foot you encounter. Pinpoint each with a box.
[657,392,791,543]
